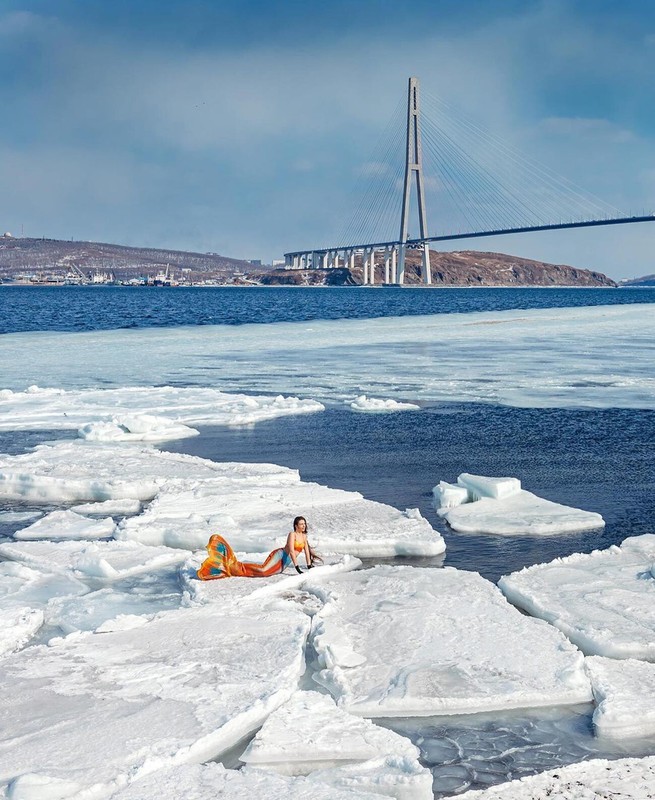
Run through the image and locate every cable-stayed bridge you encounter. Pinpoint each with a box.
[284,77,654,284]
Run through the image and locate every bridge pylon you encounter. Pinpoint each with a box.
[398,76,431,285]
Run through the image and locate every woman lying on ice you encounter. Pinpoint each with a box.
[197,515,320,580]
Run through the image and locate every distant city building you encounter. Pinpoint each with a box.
[2,232,13,238]
[248,259,262,266]
[271,259,286,268]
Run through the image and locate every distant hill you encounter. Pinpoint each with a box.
[257,249,616,287]
[619,274,655,287]
[0,236,617,287]
[0,236,256,283]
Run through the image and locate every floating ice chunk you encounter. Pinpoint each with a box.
[79,414,199,442]
[0,385,325,434]
[435,473,604,535]
[432,481,469,510]
[443,490,605,535]
[308,755,433,800]
[240,690,419,772]
[0,540,188,582]
[0,604,310,797]
[457,473,521,500]
[309,566,591,717]
[499,535,655,659]
[348,396,420,413]
[0,607,44,657]
[110,762,382,800]
[586,656,655,739]
[14,509,116,541]
[71,498,142,516]
[0,560,89,614]
[0,510,42,523]
[455,755,655,800]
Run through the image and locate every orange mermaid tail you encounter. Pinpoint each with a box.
[196,534,292,580]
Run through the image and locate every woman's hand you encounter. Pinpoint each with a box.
[295,565,303,574]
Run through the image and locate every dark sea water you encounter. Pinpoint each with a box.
[1,284,654,333]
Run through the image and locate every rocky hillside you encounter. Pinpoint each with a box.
[257,250,616,287]
[619,273,655,287]
[0,237,253,283]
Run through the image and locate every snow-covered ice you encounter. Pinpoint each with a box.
[108,762,383,800]
[13,509,116,541]
[455,754,655,800]
[240,690,433,799]
[499,534,655,659]
[586,656,655,739]
[0,603,310,798]
[308,566,591,717]
[434,473,604,535]
[0,385,324,437]
[0,606,44,657]
[348,396,420,413]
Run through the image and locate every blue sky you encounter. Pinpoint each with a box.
[0,0,654,278]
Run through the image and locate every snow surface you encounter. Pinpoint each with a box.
[308,566,591,717]
[434,473,604,535]
[499,534,655,659]
[13,509,116,541]
[0,441,444,556]
[3,304,654,409]
[586,656,655,739]
[0,603,310,798]
[348,395,420,413]
[108,762,383,800]
[456,755,655,800]
[0,385,325,437]
[240,691,433,799]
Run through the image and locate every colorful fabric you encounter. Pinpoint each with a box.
[197,534,292,581]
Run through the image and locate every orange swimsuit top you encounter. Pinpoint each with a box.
[293,536,305,552]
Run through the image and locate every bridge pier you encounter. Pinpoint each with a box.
[422,243,431,284]
[384,247,390,284]
[369,249,375,285]
[397,244,406,284]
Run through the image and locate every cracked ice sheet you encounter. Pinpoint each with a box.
[3,304,655,410]
[0,602,310,799]
[0,441,444,555]
[239,690,433,800]
[498,534,655,659]
[107,763,382,800]
[308,566,591,718]
[586,656,655,739]
[0,385,324,437]
[455,755,655,800]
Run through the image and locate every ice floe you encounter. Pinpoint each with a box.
[348,395,420,413]
[239,690,433,799]
[0,606,44,657]
[109,762,383,800]
[13,509,116,541]
[433,473,604,535]
[0,602,310,798]
[308,565,591,717]
[0,539,187,582]
[499,534,655,659]
[0,385,325,438]
[3,304,655,410]
[0,439,443,555]
[586,656,655,739]
[455,754,655,800]
[71,498,142,516]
